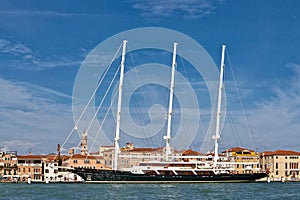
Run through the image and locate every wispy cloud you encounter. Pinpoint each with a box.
[0,77,73,154]
[246,64,300,150]
[215,64,300,151]
[0,140,40,154]
[0,38,82,71]
[30,59,82,71]
[0,38,33,57]
[129,0,224,19]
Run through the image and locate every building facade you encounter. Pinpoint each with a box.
[260,150,300,181]
[101,143,184,169]
[17,155,45,182]
[0,151,18,182]
[223,147,261,174]
[63,154,106,170]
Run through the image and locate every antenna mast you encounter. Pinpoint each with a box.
[113,40,127,171]
[213,45,226,167]
[164,42,178,161]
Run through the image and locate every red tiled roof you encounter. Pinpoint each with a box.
[125,147,163,153]
[261,150,300,156]
[69,154,103,159]
[222,147,254,153]
[17,155,47,159]
[46,155,70,161]
[90,151,100,155]
[181,149,201,156]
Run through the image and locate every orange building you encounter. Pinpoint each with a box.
[63,154,106,169]
[223,147,261,174]
[17,155,46,182]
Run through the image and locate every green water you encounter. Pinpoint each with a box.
[0,182,299,200]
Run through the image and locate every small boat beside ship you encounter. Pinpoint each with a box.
[72,41,268,183]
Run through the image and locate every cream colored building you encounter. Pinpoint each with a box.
[100,143,166,169]
[260,150,300,181]
[101,143,188,169]
[118,143,166,169]
[0,151,18,182]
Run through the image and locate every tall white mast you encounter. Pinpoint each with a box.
[213,45,226,167]
[164,42,178,161]
[113,40,127,171]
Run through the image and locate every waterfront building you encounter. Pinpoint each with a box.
[101,148,114,168]
[118,143,166,169]
[101,143,183,169]
[43,155,83,183]
[181,149,202,162]
[63,133,107,170]
[17,154,45,182]
[223,147,261,174]
[260,150,300,181]
[63,153,106,170]
[0,151,18,182]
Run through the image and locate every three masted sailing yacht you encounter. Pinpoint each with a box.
[72,41,268,183]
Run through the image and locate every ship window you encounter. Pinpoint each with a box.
[33,160,41,164]
[18,160,25,164]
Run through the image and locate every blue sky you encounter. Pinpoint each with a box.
[0,0,300,154]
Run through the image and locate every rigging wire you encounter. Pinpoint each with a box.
[226,49,256,150]
[85,64,121,134]
[177,47,197,150]
[58,42,123,158]
[127,45,154,148]
[226,109,243,147]
[200,73,219,154]
[89,80,120,154]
